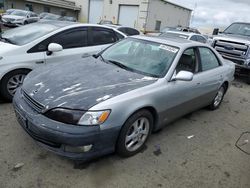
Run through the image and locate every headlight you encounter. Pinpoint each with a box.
[44,108,110,126]
[78,110,111,126]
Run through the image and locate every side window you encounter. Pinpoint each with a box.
[176,48,198,73]
[51,28,87,49]
[190,35,198,42]
[118,27,140,36]
[126,28,140,36]
[199,47,220,71]
[197,36,207,43]
[27,28,88,53]
[91,27,116,45]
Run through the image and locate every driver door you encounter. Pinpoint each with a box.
[160,48,203,123]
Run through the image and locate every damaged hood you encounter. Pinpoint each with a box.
[22,57,157,110]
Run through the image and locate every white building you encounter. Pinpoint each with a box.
[75,0,192,32]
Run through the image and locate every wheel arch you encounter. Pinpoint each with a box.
[0,68,32,81]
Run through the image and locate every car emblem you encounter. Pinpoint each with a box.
[224,45,234,51]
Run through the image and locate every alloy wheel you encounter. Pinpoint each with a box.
[125,117,150,152]
[7,74,26,96]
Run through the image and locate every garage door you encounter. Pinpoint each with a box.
[89,0,103,23]
[118,5,139,28]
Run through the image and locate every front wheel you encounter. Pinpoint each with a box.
[116,110,153,157]
[0,70,30,102]
[208,85,226,110]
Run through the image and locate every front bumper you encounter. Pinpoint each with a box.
[222,55,250,76]
[2,20,22,27]
[13,89,120,160]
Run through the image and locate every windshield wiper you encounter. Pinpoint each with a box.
[106,60,132,71]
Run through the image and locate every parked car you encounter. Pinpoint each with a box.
[212,22,250,84]
[160,31,208,44]
[39,12,61,21]
[104,24,140,36]
[0,21,128,101]
[1,9,39,27]
[99,20,113,25]
[161,26,201,34]
[60,16,77,22]
[13,36,235,160]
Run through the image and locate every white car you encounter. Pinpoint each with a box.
[2,9,39,27]
[0,21,127,101]
[160,31,208,44]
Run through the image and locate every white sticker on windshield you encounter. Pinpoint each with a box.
[159,45,178,53]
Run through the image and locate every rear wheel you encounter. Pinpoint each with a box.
[208,85,226,110]
[116,110,153,157]
[0,70,30,102]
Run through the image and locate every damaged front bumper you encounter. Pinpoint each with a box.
[13,89,120,160]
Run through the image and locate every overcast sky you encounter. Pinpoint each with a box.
[169,0,250,29]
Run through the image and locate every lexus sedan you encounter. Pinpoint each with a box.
[13,36,235,160]
[0,21,127,101]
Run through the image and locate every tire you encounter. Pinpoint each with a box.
[24,21,28,25]
[246,77,250,85]
[116,110,153,157]
[208,85,226,110]
[0,70,30,102]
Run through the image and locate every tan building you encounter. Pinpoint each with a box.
[2,0,192,32]
[75,0,192,32]
[3,0,81,18]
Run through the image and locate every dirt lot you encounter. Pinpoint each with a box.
[0,79,250,188]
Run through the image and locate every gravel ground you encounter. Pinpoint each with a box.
[0,79,250,188]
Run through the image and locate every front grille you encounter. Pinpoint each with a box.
[22,89,45,113]
[214,40,249,59]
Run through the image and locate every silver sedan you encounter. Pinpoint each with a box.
[13,36,235,160]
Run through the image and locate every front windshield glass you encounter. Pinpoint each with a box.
[102,38,179,77]
[1,23,59,45]
[160,32,189,39]
[224,23,250,36]
[11,10,27,17]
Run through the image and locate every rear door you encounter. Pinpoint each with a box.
[88,27,119,53]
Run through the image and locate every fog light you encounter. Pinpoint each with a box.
[64,144,93,153]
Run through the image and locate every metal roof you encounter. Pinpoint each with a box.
[163,0,193,11]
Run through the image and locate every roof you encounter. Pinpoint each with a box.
[130,35,204,49]
[163,0,193,11]
[165,30,197,37]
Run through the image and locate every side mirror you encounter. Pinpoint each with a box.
[47,43,63,56]
[212,28,219,35]
[173,71,194,82]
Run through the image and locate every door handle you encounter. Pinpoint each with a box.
[35,61,44,64]
[82,53,91,58]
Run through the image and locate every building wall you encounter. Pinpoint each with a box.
[74,0,149,31]
[4,0,78,18]
[146,0,192,32]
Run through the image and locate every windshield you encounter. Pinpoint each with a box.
[160,32,189,39]
[224,23,250,36]
[11,10,27,17]
[102,38,179,77]
[1,23,60,45]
